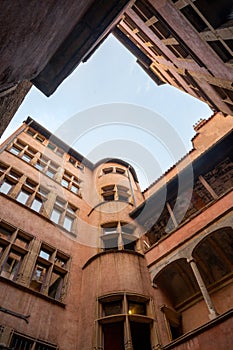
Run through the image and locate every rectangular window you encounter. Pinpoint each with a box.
[61,178,69,188]
[22,153,33,163]
[103,300,123,316]
[36,134,45,143]
[9,146,21,155]
[70,184,79,194]
[35,162,45,171]
[31,197,43,212]
[0,180,13,194]
[47,142,56,151]
[48,270,64,300]
[10,334,34,350]
[0,223,14,240]
[17,190,31,205]
[10,333,57,350]
[27,128,36,137]
[1,250,23,281]
[30,243,69,301]
[30,263,48,292]
[51,208,62,224]
[46,168,56,179]
[63,215,74,231]
[61,171,81,196]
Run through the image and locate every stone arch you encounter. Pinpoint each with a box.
[153,258,200,310]
[192,226,233,287]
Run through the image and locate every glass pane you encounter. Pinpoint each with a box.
[17,191,30,205]
[61,179,69,188]
[63,216,73,231]
[22,153,32,163]
[121,225,134,235]
[0,181,13,194]
[35,163,44,171]
[32,264,47,282]
[103,227,118,235]
[9,146,21,155]
[70,185,79,194]
[128,301,146,315]
[103,300,122,316]
[51,209,62,224]
[27,128,36,136]
[31,198,42,212]
[46,169,55,178]
[39,249,51,260]
[36,134,45,143]
[47,142,56,150]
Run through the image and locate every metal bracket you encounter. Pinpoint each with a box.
[0,306,30,323]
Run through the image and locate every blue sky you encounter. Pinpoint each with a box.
[1,34,212,189]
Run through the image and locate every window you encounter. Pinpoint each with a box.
[117,185,129,201]
[16,182,48,214]
[102,185,115,201]
[10,332,58,350]
[101,222,136,251]
[26,127,46,144]
[101,166,126,175]
[115,167,125,175]
[0,220,70,303]
[97,293,154,350]
[102,167,113,174]
[0,165,23,196]
[101,185,130,202]
[47,141,64,157]
[8,139,37,164]
[68,155,84,170]
[0,223,15,240]
[50,197,77,233]
[61,171,81,197]
[0,180,14,195]
[0,162,48,214]
[30,244,70,301]
[34,156,59,180]
[17,190,30,205]
[0,223,32,282]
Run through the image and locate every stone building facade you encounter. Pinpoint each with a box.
[0,112,232,349]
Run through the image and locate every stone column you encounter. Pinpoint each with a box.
[188,258,218,320]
